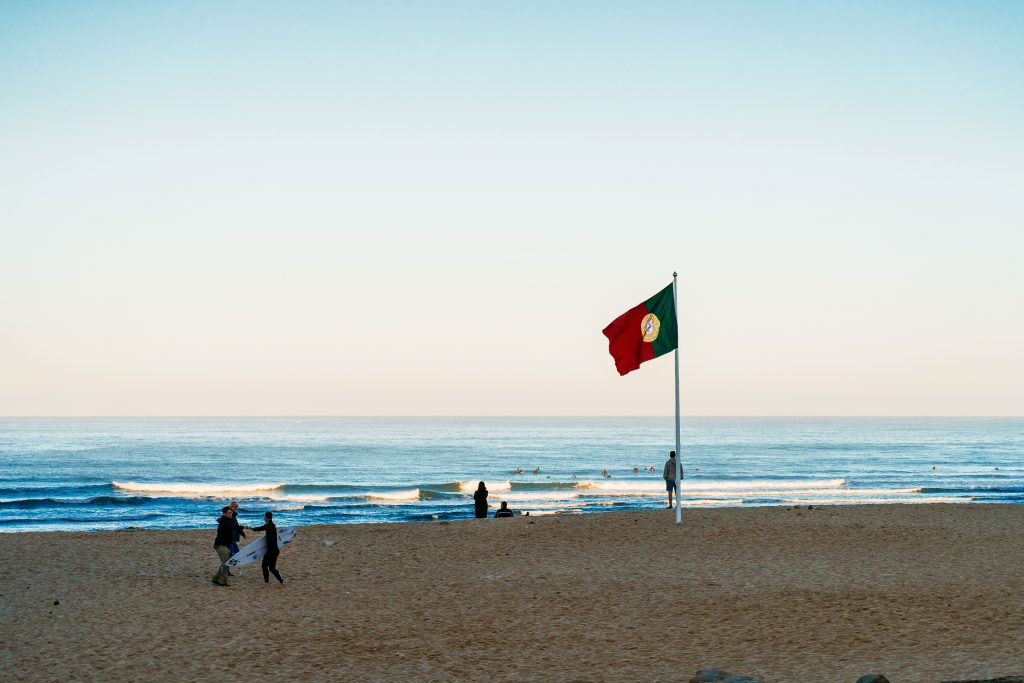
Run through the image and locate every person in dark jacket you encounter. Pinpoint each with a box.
[211,506,235,586]
[493,501,514,518]
[251,511,284,584]
[473,481,488,519]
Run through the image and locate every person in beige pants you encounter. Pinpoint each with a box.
[212,506,236,586]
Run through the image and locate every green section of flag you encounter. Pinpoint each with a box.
[645,284,678,358]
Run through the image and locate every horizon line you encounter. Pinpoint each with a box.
[1,415,1021,420]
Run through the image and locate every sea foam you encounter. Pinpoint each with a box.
[457,480,512,492]
[112,481,285,495]
[367,488,421,501]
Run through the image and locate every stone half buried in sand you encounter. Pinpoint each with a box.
[690,669,765,683]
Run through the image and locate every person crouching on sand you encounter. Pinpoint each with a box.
[212,506,235,586]
[473,481,488,518]
[252,511,284,585]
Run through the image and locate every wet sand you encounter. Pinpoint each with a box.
[1,504,1022,682]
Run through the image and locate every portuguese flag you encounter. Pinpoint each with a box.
[602,283,678,376]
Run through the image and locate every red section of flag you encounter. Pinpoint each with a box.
[602,302,655,376]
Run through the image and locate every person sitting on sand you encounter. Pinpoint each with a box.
[494,501,514,518]
[212,506,235,586]
[251,511,284,585]
[473,481,488,519]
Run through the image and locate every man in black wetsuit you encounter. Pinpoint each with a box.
[212,506,235,586]
[252,511,284,585]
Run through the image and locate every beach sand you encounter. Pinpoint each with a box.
[1,504,1022,682]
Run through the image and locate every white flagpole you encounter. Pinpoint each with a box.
[673,272,683,525]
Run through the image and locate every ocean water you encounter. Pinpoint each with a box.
[0,417,1021,533]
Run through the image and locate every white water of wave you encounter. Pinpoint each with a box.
[499,491,581,502]
[112,481,285,495]
[457,480,512,492]
[736,487,923,497]
[266,493,332,503]
[367,488,421,501]
[575,478,849,495]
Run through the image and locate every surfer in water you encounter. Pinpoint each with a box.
[252,511,285,585]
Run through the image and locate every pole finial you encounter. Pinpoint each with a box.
[673,271,678,278]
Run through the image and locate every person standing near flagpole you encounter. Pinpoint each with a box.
[662,450,683,508]
[602,274,683,523]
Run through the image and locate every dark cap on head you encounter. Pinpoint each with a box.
[670,451,676,458]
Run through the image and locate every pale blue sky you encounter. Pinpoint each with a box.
[1,1,1022,415]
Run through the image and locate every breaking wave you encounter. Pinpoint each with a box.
[113,482,285,495]
[457,480,511,492]
[367,489,421,501]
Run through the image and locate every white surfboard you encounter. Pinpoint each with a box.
[225,526,297,567]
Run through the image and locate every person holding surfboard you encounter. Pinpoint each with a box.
[251,511,285,585]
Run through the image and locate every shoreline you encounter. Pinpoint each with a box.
[2,498,1020,535]
[2,503,1022,681]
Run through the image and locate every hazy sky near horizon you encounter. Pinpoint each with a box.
[1,1,1022,416]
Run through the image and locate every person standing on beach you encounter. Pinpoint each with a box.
[212,506,235,586]
[226,501,245,576]
[251,511,284,585]
[663,451,683,508]
[473,481,489,518]
[228,501,245,556]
